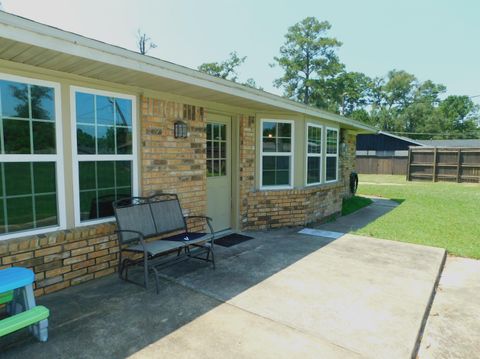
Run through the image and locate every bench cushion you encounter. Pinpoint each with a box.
[164,232,213,245]
[0,306,49,337]
[126,239,186,256]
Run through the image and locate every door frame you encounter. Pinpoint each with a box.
[206,112,238,231]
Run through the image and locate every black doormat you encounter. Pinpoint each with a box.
[214,233,254,247]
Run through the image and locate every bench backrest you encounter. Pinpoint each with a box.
[113,194,187,243]
[149,194,186,234]
[113,197,157,243]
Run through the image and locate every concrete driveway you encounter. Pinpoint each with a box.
[1,229,445,359]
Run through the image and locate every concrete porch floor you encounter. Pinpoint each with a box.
[0,227,445,359]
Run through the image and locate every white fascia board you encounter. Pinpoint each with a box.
[0,12,376,132]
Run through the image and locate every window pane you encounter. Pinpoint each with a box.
[262,137,276,152]
[79,162,96,190]
[206,141,212,160]
[116,127,132,154]
[212,141,219,158]
[33,162,56,193]
[115,98,132,126]
[77,125,96,154]
[3,119,30,154]
[0,199,4,233]
[96,190,116,218]
[33,121,56,154]
[7,196,34,232]
[206,123,212,141]
[262,171,275,186]
[4,162,31,196]
[116,187,132,201]
[213,124,219,140]
[97,161,115,189]
[0,80,29,118]
[278,123,291,137]
[263,156,275,170]
[308,126,322,154]
[97,126,115,154]
[326,157,337,181]
[307,157,321,184]
[277,138,291,152]
[76,92,95,124]
[79,160,131,221]
[35,194,57,227]
[276,170,289,185]
[220,124,226,140]
[31,85,55,121]
[220,160,226,176]
[327,130,338,154]
[207,160,213,177]
[96,96,114,125]
[80,190,97,221]
[262,155,290,187]
[116,161,132,187]
[276,156,290,170]
[213,160,220,176]
[220,142,226,158]
[262,122,276,137]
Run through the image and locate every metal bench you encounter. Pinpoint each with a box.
[113,194,215,293]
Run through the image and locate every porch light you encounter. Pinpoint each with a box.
[174,121,188,138]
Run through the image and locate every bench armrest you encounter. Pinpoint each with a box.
[184,216,214,236]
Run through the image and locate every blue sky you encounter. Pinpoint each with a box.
[2,0,479,105]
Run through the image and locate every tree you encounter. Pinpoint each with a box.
[437,96,480,138]
[198,52,246,82]
[136,30,157,55]
[273,17,343,105]
[198,52,263,89]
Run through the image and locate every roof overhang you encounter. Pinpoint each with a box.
[0,11,376,133]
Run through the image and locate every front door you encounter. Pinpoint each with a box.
[206,114,231,232]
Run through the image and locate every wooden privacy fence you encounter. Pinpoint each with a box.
[407,147,480,183]
[356,156,408,175]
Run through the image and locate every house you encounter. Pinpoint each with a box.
[356,131,423,175]
[0,11,373,295]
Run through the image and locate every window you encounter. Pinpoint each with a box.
[206,123,226,177]
[326,127,339,182]
[306,124,322,185]
[72,87,137,225]
[260,119,293,188]
[0,74,64,239]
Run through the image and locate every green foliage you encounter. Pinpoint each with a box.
[341,195,373,216]
[272,17,343,104]
[356,175,480,259]
[272,16,480,139]
[198,52,263,89]
[198,51,246,82]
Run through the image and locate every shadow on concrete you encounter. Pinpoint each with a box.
[0,228,337,358]
[313,197,402,233]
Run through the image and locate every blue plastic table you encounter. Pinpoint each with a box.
[0,267,48,341]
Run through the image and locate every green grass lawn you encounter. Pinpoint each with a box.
[356,174,480,259]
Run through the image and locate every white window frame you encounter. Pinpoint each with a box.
[0,73,65,240]
[71,86,138,227]
[305,123,323,186]
[259,119,294,190]
[325,127,339,183]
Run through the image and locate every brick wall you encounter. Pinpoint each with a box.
[0,97,208,297]
[140,97,207,231]
[0,224,118,297]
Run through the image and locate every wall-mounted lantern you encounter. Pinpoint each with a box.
[174,121,188,138]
